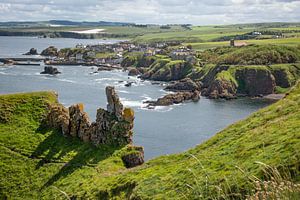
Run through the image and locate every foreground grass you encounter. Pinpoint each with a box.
[1,82,300,199]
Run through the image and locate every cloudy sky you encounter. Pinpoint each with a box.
[0,0,299,25]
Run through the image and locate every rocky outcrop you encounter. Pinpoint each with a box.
[40,66,61,75]
[141,61,193,81]
[128,68,141,76]
[201,65,230,88]
[164,78,201,92]
[45,104,70,135]
[45,86,136,147]
[41,46,58,57]
[145,91,200,107]
[24,48,38,55]
[121,146,144,168]
[202,78,237,99]
[235,68,275,96]
[271,68,291,88]
[106,86,124,121]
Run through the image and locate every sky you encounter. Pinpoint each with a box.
[0,0,299,25]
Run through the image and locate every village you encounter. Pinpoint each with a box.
[36,40,198,69]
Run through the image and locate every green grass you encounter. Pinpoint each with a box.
[1,83,300,199]
[186,37,300,51]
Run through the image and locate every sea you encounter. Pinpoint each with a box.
[0,36,272,159]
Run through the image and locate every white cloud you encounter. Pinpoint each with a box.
[0,0,299,25]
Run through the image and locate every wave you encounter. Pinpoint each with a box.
[58,78,77,83]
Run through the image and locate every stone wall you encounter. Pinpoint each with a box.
[45,86,135,147]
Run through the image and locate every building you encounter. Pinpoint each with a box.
[76,53,83,61]
[230,39,247,47]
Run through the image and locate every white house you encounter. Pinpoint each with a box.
[76,53,83,60]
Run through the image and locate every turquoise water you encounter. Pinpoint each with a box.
[0,36,271,159]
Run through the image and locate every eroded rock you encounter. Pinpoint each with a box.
[145,91,200,107]
[236,68,275,96]
[40,66,61,75]
[121,146,144,168]
[165,78,201,92]
[41,46,58,57]
[24,48,38,55]
[106,86,123,121]
[45,86,135,147]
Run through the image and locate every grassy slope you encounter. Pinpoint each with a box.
[0,92,136,199]
[1,83,300,199]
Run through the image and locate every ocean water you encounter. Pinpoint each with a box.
[0,36,272,159]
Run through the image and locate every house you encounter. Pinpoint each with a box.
[86,51,96,58]
[76,44,85,49]
[76,53,83,61]
[144,49,155,57]
[230,39,247,47]
[252,31,262,36]
[170,51,190,60]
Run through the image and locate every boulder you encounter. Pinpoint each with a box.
[24,48,38,55]
[128,68,140,76]
[41,46,58,57]
[235,68,275,96]
[121,146,144,168]
[145,91,200,107]
[165,78,201,92]
[40,66,61,75]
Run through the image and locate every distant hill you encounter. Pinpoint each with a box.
[0,20,135,28]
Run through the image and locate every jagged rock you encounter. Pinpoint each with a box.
[24,48,38,55]
[165,78,201,92]
[271,68,292,88]
[69,104,91,141]
[145,91,200,107]
[45,104,70,135]
[201,65,230,88]
[41,46,58,57]
[202,79,237,99]
[106,86,123,121]
[45,86,135,147]
[141,61,192,81]
[40,66,61,75]
[235,68,275,96]
[128,68,140,76]
[121,146,144,168]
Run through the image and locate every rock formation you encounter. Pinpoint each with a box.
[141,61,193,81]
[202,78,237,99]
[24,48,38,55]
[145,90,200,107]
[121,146,144,168]
[45,86,136,147]
[128,68,140,76]
[164,78,201,92]
[235,68,275,96]
[41,46,58,57]
[40,66,61,75]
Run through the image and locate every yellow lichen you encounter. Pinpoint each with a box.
[123,107,134,122]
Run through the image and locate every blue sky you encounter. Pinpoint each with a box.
[0,0,299,25]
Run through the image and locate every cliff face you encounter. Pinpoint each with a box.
[235,67,275,96]
[45,86,134,147]
[141,60,193,81]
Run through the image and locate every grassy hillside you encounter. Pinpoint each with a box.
[1,83,300,199]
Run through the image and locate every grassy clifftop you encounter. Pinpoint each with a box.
[1,83,300,199]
